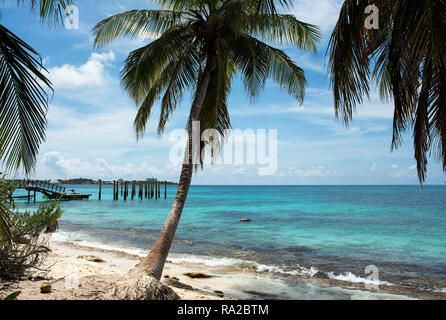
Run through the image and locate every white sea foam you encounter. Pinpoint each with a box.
[51,231,147,257]
[328,271,393,286]
[168,255,319,278]
[52,231,394,287]
[168,255,241,267]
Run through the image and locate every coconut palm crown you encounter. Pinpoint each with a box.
[93,0,320,279]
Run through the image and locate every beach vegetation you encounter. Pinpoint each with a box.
[0,177,63,280]
[3,290,21,300]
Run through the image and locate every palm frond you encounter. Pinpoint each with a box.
[121,24,194,103]
[327,0,372,125]
[248,0,293,16]
[231,34,307,103]
[0,25,52,174]
[230,34,270,100]
[158,44,200,135]
[246,14,320,51]
[93,9,184,48]
[200,46,234,136]
[19,0,74,26]
[131,31,200,138]
[153,0,208,12]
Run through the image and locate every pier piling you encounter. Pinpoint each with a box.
[155,181,158,199]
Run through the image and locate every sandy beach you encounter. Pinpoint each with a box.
[0,240,231,300]
[2,237,444,300]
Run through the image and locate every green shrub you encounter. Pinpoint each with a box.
[0,177,63,279]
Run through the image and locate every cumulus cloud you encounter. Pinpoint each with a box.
[40,152,162,180]
[47,51,116,89]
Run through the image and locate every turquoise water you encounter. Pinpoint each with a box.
[15,185,446,292]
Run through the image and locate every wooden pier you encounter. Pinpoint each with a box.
[104,179,168,201]
[11,178,170,202]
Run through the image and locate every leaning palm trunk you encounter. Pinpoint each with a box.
[92,0,321,299]
[97,69,212,300]
[137,69,211,280]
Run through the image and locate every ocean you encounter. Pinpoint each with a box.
[14,184,446,298]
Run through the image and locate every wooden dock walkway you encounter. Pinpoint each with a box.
[14,180,91,201]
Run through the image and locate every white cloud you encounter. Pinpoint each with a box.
[43,104,175,161]
[47,51,116,89]
[286,166,341,178]
[294,101,395,120]
[232,94,395,121]
[40,152,162,180]
[371,163,377,171]
[291,53,326,74]
[289,0,343,35]
[409,165,417,171]
[392,164,398,169]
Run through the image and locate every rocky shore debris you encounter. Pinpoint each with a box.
[164,278,195,291]
[214,290,224,297]
[313,271,330,279]
[183,272,212,279]
[40,284,52,294]
[77,255,106,263]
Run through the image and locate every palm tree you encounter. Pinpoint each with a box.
[94,0,320,280]
[328,0,446,183]
[0,0,72,243]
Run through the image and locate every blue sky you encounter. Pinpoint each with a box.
[2,0,445,185]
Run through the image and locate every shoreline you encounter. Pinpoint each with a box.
[2,238,445,300]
